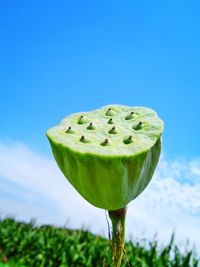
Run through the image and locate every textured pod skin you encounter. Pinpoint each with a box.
[47,105,163,210]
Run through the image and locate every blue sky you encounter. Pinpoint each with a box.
[1,0,200,158]
[0,0,200,253]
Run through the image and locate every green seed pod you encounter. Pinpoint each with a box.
[46,104,164,210]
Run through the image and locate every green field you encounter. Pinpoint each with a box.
[0,218,199,267]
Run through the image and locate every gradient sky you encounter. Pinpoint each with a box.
[0,0,200,253]
[0,0,200,158]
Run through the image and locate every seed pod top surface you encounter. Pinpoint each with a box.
[47,105,163,158]
[46,104,164,210]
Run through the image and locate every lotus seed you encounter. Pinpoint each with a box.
[125,111,134,120]
[65,126,72,133]
[80,135,88,143]
[123,135,133,144]
[108,126,117,134]
[133,121,143,130]
[87,122,95,130]
[105,108,114,116]
[78,115,87,124]
[108,118,114,124]
[101,138,109,146]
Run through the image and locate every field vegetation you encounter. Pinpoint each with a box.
[0,218,199,267]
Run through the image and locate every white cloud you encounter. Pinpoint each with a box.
[0,142,200,255]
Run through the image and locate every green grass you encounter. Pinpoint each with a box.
[0,218,199,267]
[0,263,26,267]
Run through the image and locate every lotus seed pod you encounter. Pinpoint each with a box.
[46,104,164,210]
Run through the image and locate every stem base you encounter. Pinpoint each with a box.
[108,207,127,267]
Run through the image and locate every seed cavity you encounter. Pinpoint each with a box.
[108,118,114,124]
[125,111,135,120]
[78,115,87,124]
[108,126,117,134]
[133,121,143,130]
[87,122,95,130]
[123,135,133,144]
[105,108,114,116]
[101,138,109,146]
[65,126,73,134]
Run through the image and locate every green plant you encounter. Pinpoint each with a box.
[46,104,164,266]
[0,218,199,267]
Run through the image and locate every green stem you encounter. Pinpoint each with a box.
[108,207,127,267]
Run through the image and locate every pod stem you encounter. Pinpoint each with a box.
[108,207,127,267]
